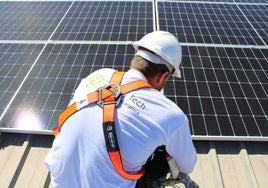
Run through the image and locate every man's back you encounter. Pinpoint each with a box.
[45,69,195,188]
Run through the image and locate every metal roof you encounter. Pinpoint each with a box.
[0,133,267,188]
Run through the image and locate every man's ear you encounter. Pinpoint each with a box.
[149,71,170,91]
[154,71,170,91]
[157,71,170,84]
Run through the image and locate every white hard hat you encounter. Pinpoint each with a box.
[133,31,182,78]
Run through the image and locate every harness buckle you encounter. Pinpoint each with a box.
[97,83,122,108]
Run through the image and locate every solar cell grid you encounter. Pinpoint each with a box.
[165,46,268,137]
[0,1,71,40]
[205,115,220,135]
[51,1,153,41]
[158,1,265,45]
[0,43,44,118]
[172,0,239,2]
[177,96,190,114]
[235,0,268,4]
[217,116,234,136]
[200,98,214,114]
[0,43,135,131]
[190,115,207,136]
[238,4,268,45]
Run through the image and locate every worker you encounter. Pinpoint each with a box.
[44,31,197,188]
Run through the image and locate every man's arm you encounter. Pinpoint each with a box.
[166,115,197,174]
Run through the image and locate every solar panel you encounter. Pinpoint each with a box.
[158,1,266,45]
[238,4,268,45]
[164,46,268,138]
[0,43,135,133]
[0,1,72,40]
[0,0,267,141]
[51,1,154,41]
[0,43,44,115]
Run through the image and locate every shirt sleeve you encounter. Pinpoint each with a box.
[165,113,197,174]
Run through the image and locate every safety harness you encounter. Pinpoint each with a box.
[53,71,152,180]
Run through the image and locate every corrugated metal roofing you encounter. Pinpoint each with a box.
[192,141,268,188]
[0,133,267,188]
[0,133,53,188]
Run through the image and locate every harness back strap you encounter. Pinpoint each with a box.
[53,71,152,180]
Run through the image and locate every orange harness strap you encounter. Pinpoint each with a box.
[53,71,152,180]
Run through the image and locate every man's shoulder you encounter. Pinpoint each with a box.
[82,68,116,90]
[70,68,116,104]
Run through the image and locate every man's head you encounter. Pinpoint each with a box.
[133,31,182,78]
[131,31,182,90]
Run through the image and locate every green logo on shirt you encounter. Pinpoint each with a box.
[85,74,107,89]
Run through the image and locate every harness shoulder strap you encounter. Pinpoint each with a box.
[53,71,125,136]
[53,71,152,180]
[102,72,152,180]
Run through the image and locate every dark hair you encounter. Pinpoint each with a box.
[130,55,169,78]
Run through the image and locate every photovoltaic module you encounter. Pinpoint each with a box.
[0,0,267,141]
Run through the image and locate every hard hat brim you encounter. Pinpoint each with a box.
[173,69,181,78]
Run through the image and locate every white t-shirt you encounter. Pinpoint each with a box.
[44,68,196,188]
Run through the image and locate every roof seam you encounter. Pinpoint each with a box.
[208,142,224,187]
[8,135,32,188]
